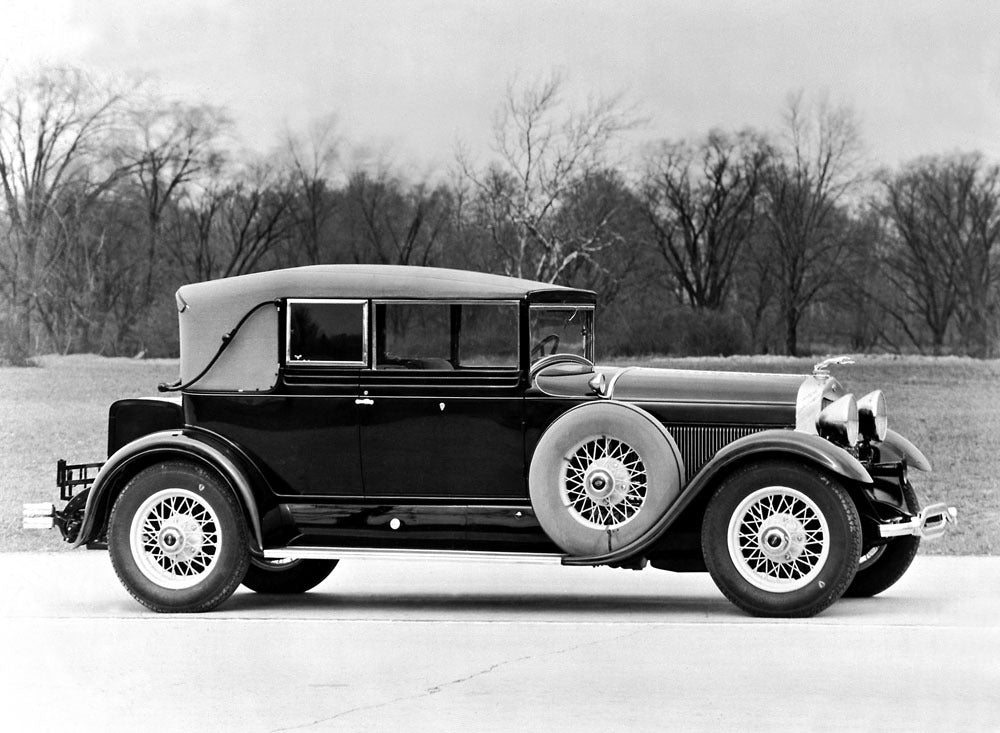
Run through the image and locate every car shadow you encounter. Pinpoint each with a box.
[219,588,740,618]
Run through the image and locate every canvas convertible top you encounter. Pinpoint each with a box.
[174,265,595,392]
[176,265,595,308]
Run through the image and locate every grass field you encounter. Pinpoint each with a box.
[2,354,997,554]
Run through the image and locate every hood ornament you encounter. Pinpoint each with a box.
[813,355,855,377]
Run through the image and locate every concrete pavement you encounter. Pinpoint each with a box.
[1,551,998,731]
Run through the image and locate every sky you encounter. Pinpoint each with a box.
[2,0,999,172]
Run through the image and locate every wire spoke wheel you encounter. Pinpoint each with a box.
[727,486,830,593]
[129,488,222,590]
[561,435,648,530]
[530,402,683,556]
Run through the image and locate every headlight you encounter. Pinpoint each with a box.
[857,390,888,441]
[818,393,859,446]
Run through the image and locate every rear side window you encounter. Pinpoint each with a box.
[375,301,519,370]
[287,299,367,365]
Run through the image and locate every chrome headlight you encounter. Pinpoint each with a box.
[857,390,888,442]
[818,393,859,446]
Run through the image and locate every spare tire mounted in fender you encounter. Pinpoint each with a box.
[529,401,684,557]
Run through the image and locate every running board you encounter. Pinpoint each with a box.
[263,546,564,564]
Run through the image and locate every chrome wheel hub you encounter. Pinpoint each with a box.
[562,437,647,529]
[758,514,808,563]
[727,486,830,593]
[156,515,204,563]
[129,488,222,590]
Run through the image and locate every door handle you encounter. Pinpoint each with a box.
[355,398,374,406]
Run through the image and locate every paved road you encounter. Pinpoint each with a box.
[1,551,997,732]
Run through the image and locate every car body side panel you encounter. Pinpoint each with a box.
[280,503,558,552]
[359,372,525,500]
[185,382,364,498]
[107,397,183,455]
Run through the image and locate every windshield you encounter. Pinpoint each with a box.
[529,305,594,362]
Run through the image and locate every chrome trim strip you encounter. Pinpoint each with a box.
[879,503,957,539]
[528,304,596,311]
[263,547,563,564]
[605,366,634,400]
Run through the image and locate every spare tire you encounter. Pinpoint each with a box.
[529,401,684,556]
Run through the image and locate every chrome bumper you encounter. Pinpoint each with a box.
[879,502,957,540]
[23,502,56,530]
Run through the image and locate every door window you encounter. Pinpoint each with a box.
[286,299,368,365]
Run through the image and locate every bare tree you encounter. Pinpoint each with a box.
[109,99,228,348]
[458,73,639,285]
[0,66,132,362]
[642,129,770,309]
[166,163,295,282]
[281,115,341,264]
[342,164,453,266]
[879,153,1000,355]
[759,91,866,355]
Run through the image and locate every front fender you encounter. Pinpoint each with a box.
[688,428,873,492]
[563,428,871,567]
[875,429,932,472]
[73,429,266,551]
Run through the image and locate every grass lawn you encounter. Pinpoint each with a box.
[2,354,996,554]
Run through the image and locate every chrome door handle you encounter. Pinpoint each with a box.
[355,398,374,406]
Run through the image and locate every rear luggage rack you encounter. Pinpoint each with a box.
[56,459,104,501]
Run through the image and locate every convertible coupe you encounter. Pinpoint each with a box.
[24,265,956,616]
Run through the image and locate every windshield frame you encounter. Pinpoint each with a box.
[527,303,595,365]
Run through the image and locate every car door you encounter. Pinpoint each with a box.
[271,298,367,497]
[359,300,525,500]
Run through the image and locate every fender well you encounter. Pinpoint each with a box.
[73,429,266,552]
[563,428,872,567]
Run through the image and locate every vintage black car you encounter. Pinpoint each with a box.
[24,265,956,616]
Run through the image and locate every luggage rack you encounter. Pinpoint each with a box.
[56,459,104,501]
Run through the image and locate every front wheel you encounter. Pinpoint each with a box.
[108,461,250,613]
[242,557,338,594]
[702,460,862,617]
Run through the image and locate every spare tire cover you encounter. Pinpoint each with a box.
[529,401,684,557]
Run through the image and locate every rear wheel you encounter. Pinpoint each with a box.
[108,461,249,613]
[702,460,862,617]
[242,557,338,594]
[844,481,921,598]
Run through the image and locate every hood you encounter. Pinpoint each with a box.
[607,366,806,406]
[533,364,812,426]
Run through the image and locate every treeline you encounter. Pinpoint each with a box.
[2,67,998,363]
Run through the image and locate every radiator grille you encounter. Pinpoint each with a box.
[667,425,768,482]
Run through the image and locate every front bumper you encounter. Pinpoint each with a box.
[879,502,957,540]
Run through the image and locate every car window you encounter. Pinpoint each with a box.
[287,299,367,365]
[375,302,518,370]
[458,304,518,367]
[529,305,594,362]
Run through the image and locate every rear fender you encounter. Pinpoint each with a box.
[73,429,268,551]
[563,428,872,566]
